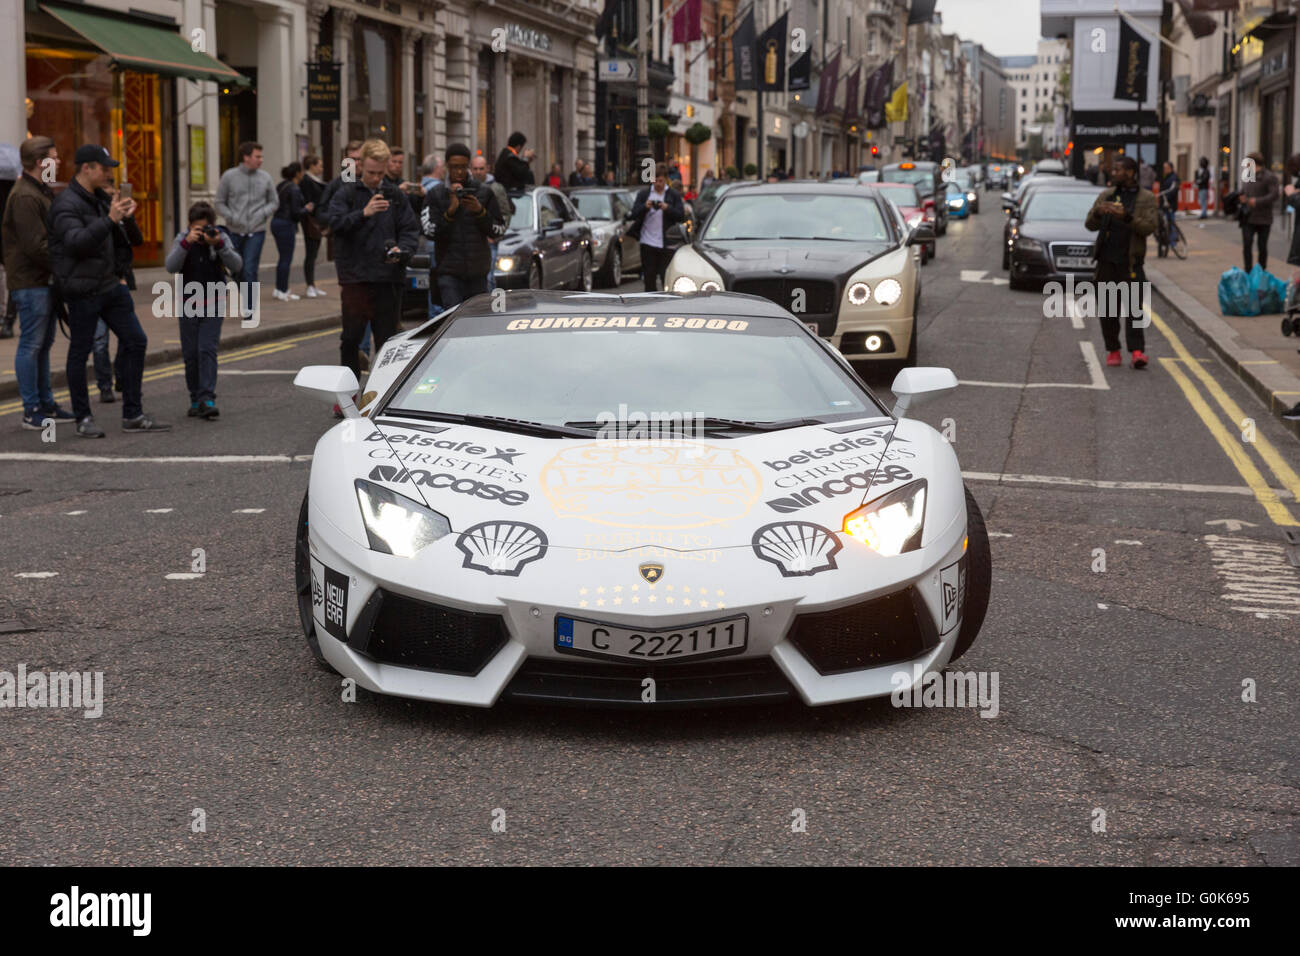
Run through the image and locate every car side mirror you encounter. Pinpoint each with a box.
[889,366,958,418]
[908,223,936,244]
[543,220,563,233]
[294,365,362,419]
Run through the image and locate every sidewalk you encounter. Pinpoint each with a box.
[1145,212,1300,437]
[0,258,344,402]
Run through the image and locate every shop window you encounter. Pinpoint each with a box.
[349,18,399,143]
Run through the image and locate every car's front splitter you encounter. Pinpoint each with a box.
[305,500,968,708]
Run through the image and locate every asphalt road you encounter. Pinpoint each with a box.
[2,209,1298,866]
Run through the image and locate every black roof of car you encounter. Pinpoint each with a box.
[449,289,800,321]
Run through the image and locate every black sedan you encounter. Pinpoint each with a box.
[1001,176,1090,269]
[494,186,594,291]
[568,187,642,287]
[1006,185,1106,290]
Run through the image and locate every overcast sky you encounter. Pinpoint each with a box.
[935,0,1046,59]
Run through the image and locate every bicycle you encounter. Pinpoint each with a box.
[1155,205,1188,259]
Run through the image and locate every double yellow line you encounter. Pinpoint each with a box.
[0,328,336,417]
[1152,309,1300,527]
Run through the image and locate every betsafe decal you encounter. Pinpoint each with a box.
[456,521,548,576]
[540,442,763,530]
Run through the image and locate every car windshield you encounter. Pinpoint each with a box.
[385,312,884,426]
[508,194,533,231]
[874,184,920,206]
[881,167,935,196]
[704,194,889,241]
[699,182,736,202]
[570,193,613,220]
[1022,190,1103,221]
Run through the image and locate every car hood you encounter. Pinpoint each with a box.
[316,415,962,556]
[698,240,891,279]
[1017,220,1096,244]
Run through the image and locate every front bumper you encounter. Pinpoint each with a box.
[306,501,968,707]
[1010,246,1093,285]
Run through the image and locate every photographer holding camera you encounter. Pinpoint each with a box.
[421,143,504,307]
[627,162,684,292]
[163,201,242,420]
[325,139,419,386]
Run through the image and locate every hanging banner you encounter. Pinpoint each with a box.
[755,11,789,93]
[789,51,811,92]
[731,11,757,91]
[816,50,842,115]
[1114,18,1151,102]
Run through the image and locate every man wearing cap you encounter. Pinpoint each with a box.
[48,144,169,435]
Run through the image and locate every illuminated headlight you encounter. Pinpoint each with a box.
[355,479,451,557]
[671,275,699,293]
[906,213,924,228]
[496,256,516,273]
[948,197,964,207]
[843,479,927,556]
[700,280,722,291]
[966,192,976,201]
[847,281,871,305]
[873,278,902,306]
[1013,237,1044,253]
[864,334,884,351]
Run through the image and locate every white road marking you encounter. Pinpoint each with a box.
[0,453,298,464]
[1114,539,1143,545]
[64,510,87,516]
[963,471,1295,500]
[1097,603,1109,609]
[233,508,266,514]
[987,532,1014,538]
[14,571,58,579]
[145,508,174,514]
[1206,519,1258,532]
[960,341,1109,390]
[1064,295,1084,330]
[960,269,1010,286]
[1203,534,1300,617]
[164,572,205,580]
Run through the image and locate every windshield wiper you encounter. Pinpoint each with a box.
[696,416,826,431]
[385,409,596,437]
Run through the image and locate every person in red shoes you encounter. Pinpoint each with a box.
[1085,155,1157,369]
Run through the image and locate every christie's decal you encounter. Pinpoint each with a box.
[505,315,750,331]
[540,442,762,529]
[765,464,914,513]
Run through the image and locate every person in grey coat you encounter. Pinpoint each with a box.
[215,141,276,314]
[163,201,242,419]
[1240,151,1279,272]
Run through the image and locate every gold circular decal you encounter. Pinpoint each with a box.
[540,442,763,529]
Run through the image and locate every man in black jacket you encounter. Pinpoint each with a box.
[421,144,504,307]
[48,144,168,436]
[627,162,685,292]
[326,139,420,383]
[493,132,536,192]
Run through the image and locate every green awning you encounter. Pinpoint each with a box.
[40,4,249,85]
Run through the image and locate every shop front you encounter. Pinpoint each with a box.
[23,2,244,266]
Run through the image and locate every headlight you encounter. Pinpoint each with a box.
[700,280,722,291]
[906,213,924,228]
[873,278,902,306]
[671,275,699,293]
[1013,237,1043,253]
[355,479,451,557]
[847,281,871,305]
[966,192,976,201]
[496,256,516,273]
[843,479,927,556]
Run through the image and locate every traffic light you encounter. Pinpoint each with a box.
[870,145,879,157]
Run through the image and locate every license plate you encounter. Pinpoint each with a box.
[1056,255,1095,269]
[555,614,748,662]
[409,274,429,290]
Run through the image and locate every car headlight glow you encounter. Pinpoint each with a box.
[671,275,699,293]
[355,479,451,557]
[906,213,924,228]
[873,278,903,306]
[700,280,722,291]
[843,479,927,556]
[966,192,976,201]
[1013,237,1043,253]
[496,256,516,273]
[848,281,871,305]
[864,334,884,351]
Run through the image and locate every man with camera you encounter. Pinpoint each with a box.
[627,162,684,292]
[49,144,167,436]
[325,139,419,383]
[422,144,504,307]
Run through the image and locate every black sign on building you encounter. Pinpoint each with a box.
[307,61,342,123]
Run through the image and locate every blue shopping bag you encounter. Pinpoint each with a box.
[1218,267,1258,316]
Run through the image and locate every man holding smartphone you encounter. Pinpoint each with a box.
[421,143,504,307]
[627,162,684,292]
[1085,155,1157,370]
[325,140,419,387]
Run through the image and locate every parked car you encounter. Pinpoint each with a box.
[870,182,933,263]
[665,180,932,373]
[494,186,594,292]
[1001,176,1086,269]
[880,161,948,236]
[568,187,641,287]
[1006,184,1106,290]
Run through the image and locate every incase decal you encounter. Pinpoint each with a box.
[764,464,914,513]
[367,464,529,505]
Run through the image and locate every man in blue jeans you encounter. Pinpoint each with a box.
[48,144,170,436]
[215,141,277,317]
[420,144,504,307]
[2,135,76,428]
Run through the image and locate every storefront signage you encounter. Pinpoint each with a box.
[307,62,341,122]
[507,23,552,52]
[600,58,636,82]
[1072,111,1159,140]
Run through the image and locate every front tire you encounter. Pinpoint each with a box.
[600,245,623,287]
[296,491,338,674]
[949,485,992,663]
[575,251,593,292]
